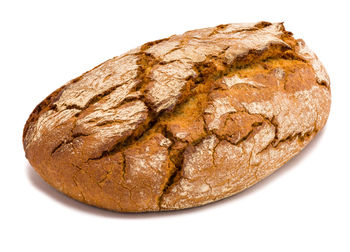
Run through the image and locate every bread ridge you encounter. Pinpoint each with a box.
[23,22,331,212]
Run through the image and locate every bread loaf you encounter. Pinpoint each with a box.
[23,22,331,212]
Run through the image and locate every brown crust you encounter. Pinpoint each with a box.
[23,22,331,212]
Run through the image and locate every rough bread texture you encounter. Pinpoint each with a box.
[23,22,331,212]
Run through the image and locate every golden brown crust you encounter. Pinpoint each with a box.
[23,22,331,212]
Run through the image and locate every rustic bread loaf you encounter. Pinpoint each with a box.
[23,22,331,212]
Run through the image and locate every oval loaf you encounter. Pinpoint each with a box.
[23,22,331,212]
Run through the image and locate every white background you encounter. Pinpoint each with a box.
[1,0,349,251]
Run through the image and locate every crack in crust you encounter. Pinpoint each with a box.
[23,22,331,212]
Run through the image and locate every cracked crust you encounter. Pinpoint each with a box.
[23,22,331,212]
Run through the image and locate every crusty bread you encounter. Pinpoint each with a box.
[23,22,331,212]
